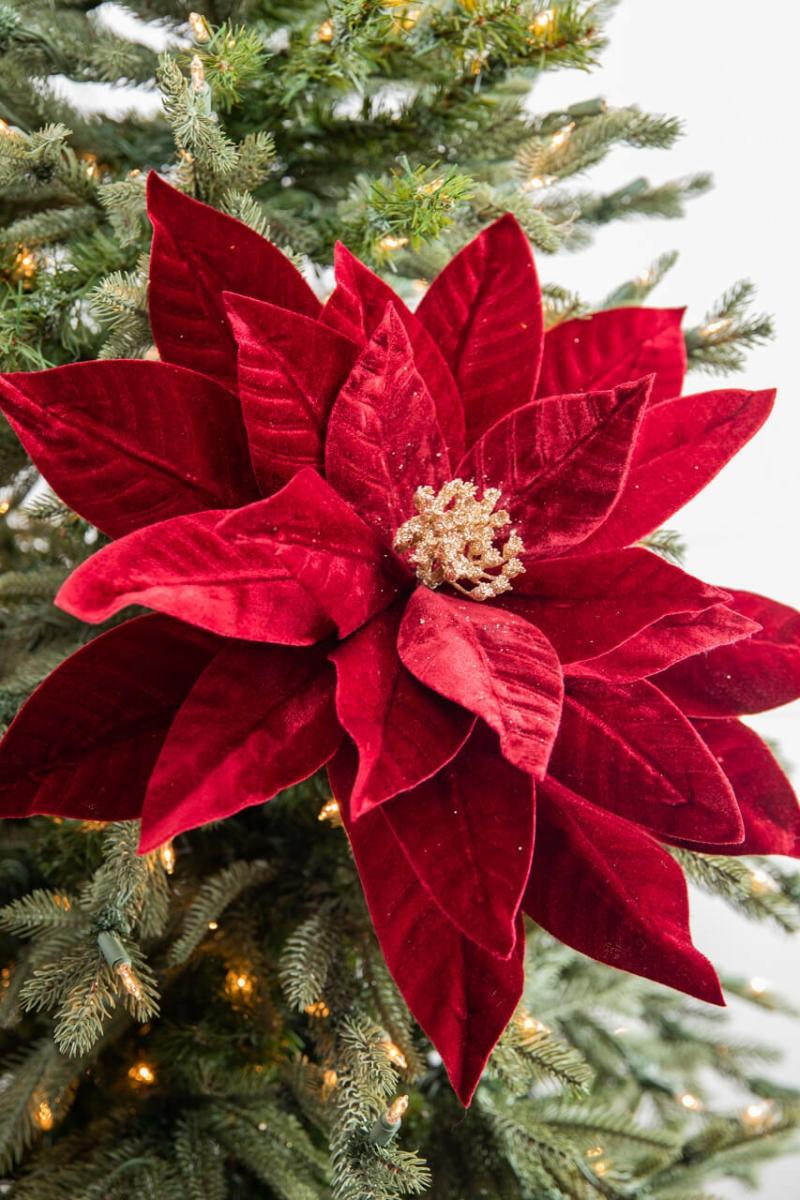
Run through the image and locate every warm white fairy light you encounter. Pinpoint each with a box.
[747,976,770,996]
[116,960,144,1000]
[748,866,778,896]
[678,1092,704,1112]
[190,54,206,91]
[188,11,211,42]
[741,1099,775,1131]
[381,1039,408,1070]
[318,797,340,824]
[700,317,731,337]
[129,1061,156,1085]
[530,8,555,35]
[159,841,176,874]
[517,1010,551,1035]
[378,233,409,252]
[550,121,575,149]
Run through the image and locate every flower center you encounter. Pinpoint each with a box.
[393,479,526,602]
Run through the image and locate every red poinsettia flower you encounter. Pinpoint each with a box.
[1,176,798,1104]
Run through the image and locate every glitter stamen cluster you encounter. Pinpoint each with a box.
[393,479,526,602]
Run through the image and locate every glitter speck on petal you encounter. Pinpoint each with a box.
[393,479,526,602]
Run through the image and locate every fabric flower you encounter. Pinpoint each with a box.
[1,175,798,1104]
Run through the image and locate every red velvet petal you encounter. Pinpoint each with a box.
[323,244,464,458]
[325,305,452,540]
[331,743,525,1105]
[549,677,744,845]
[577,388,776,554]
[58,469,400,643]
[139,643,341,852]
[674,719,800,857]
[653,591,800,716]
[147,173,320,390]
[524,777,723,1005]
[382,724,535,958]
[536,308,686,404]
[417,214,543,447]
[0,616,218,822]
[460,377,652,558]
[0,361,259,538]
[223,292,359,494]
[398,588,563,778]
[500,547,728,664]
[573,604,760,682]
[330,602,474,817]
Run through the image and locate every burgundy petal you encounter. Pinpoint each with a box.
[330,602,474,818]
[139,643,341,852]
[224,291,359,494]
[525,777,723,1004]
[383,723,535,958]
[398,588,563,778]
[58,469,401,643]
[331,743,525,1106]
[537,308,685,404]
[323,243,464,458]
[578,388,776,554]
[669,719,800,857]
[572,604,759,682]
[0,361,259,538]
[148,173,320,390]
[326,305,451,540]
[549,677,744,845]
[653,591,800,716]
[417,214,543,446]
[500,547,728,664]
[459,377,652,559]
[0,616,218,822]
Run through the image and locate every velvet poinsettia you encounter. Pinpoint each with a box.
[1,174,799,1105]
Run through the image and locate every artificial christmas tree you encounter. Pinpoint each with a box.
[0,2,797,1197]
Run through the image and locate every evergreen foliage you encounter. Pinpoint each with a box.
[0,1,797,1195]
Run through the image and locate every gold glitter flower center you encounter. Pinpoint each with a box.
[393,479,526,602]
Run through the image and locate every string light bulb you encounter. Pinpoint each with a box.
[530,8,555,36]
[318,797,341,824]
[381,1039,408,1070]
[377,234,409,253]
[188,11,211,42]
[317,18,335,42]
[159,841,176,874]
[416,175,445,198]
[516,1010,551,1035]
[304,999,331,1018]
[371,1094,409,1145]
[678,1092,704,1112]
[128,1061,156,1086]
[31,1092,54,1131]
[748,866,778,896]
[190,54,206,91]
[700,317,731,337]
[11,246,37,287]
[207,920,219,931]
[550,121,575,149]
[225,966,256,1003]
[97,931,144,1001]
[741,1099,775,1131]
[585,1145,604,1160]
[747,976,770,997]
[321,1068,338,1097]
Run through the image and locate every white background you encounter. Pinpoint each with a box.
[532,4,800,1194]
[55,2,799,1192]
